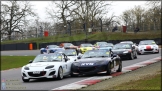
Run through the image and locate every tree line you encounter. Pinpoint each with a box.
[1,0,161,40]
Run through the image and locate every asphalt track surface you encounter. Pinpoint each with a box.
[1,50,161,90]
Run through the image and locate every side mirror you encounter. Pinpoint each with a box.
[29,60,33,63]
[65,58,70,62]
[77,56,81,59]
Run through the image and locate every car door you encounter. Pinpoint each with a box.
[62,54,71,75]
[110,52,118,72]
[60,54,67,75]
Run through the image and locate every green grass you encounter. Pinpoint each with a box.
[107,72,161,90]
[1,31,161,45]
[1,56,35,70]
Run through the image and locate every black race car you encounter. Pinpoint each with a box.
[112,43,137,60]
[71,50,122,76]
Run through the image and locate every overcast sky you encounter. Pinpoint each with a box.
[30,1,147,21]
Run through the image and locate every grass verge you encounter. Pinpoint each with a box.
[1,31,161,44]
[1,56,35,70]
[107,71,161,90]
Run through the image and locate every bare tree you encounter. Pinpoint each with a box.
[1,1,36,40]
[146,0,161,31]
[46,0,76,33]
[70,0,112,29]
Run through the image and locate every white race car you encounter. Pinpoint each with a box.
[137,40,159,55]
[56,49,78,62]
[21,53,73,82]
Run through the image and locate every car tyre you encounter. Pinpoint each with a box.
[117,60,122,72]
[107,63,111,75]
[57,67,63,80]
[22,77,29,82]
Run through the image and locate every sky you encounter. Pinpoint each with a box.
[30,1,147,21]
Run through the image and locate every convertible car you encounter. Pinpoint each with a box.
[40,45,64,54]
[59,43,79,54]
[94,41,108,47]
[78,43,95,54]
[71,50,122,76]
[97,43,114,50]
[56,49,79,62]
[120,41,138,51]
[112,43,137,60]
[137,40,159,55]
[21,53,73,82]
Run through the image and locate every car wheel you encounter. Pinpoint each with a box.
[107,63,111,75]
[134,51,137,59]
[22,77,29,82]
[40,51,43,54]
[129,53,134,60]
[57,67,63,80]
[117,60,122,72]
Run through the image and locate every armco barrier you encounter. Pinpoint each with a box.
[1,45,4,51]
[32,42,37,50]
[16,43,29,50]
[3,44,17,50]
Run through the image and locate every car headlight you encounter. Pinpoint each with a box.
[45,65,54,69]
[24,66,29,70]
[73,63,80,66]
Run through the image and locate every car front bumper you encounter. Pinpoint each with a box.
[138,48,159,54]
[21,69,57,79]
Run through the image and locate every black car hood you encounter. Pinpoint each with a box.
[77,57,111,63]
[112,49,131,54]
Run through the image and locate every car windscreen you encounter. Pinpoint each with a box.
[32,54,62,63]
[120,41,133,44]
[48,45,59,48]
[81,44,93,47]
[64,50,77,56]
[64,43,73,47]
[113,44,131,49]
[97,42,107,45]
[81,50,110,58]
[139,40,156,45]
[99,43,113,47]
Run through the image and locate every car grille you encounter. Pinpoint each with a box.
[144,49,153,51]
[28,71,46,77]
[79,67,95,72]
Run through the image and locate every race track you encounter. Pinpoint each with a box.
[1,50,161,90]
